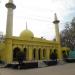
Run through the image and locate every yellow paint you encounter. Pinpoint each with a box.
[28,47,33,60]
[4,38,13,63]
[0,1,70,64]
[0,36,70,63]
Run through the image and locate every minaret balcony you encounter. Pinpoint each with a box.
[53,20,60,24]
[5,2,16,9]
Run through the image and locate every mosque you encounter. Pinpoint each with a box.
[0,0,69,64]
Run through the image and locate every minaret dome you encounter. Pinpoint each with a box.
[53,13,60,24]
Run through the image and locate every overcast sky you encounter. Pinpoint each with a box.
[0,0,75,40]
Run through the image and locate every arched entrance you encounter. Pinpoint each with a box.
[49,49,52,59]
[33,48,36,60]
[38,48,41,60]
[50,49,57,60]
[62,51,67,60]
[43,49,46,58]
[54,49,58,59]
[13,47,21,61]
[23,48,27,61]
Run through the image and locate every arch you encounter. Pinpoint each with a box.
[43,49,46,58]
[33,48,36,60]
[23,48,27,60]
[12,45,22,51]
[67,50,69,56]
[50,49,57,60]
[13,47,21,61]
[49,49,52,59]
[62,50,67,59]
[38,48,41,60]
[54,49,58,59]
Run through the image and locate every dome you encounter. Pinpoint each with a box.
[20,29,34,39]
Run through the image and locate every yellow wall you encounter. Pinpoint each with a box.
[4,38,13,63]
[0,36,70,64]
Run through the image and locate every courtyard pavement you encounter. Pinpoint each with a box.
[0,63,75,75]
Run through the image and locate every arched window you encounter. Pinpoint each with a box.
[13,47,20,61]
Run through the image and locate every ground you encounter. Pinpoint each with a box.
[0,63,75,75]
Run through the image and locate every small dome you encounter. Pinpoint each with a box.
[20,29,34,39]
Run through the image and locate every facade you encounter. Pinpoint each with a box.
[0,0,69,64]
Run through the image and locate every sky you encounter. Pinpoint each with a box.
[0,0,75,40]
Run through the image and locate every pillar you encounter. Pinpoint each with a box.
[53,13,62,59]
[5,0,16,63]
[28,47,33,60]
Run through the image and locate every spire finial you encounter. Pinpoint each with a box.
[9,0,13,3]
[53,13,60,24]
[54,13,58,21]
[26,21,27,30]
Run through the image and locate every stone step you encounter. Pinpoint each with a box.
[38,61,48,68]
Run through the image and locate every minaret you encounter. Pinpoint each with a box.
[5,0,16,38]
[4,0,16,63]
[53,13,60,43]
[53,13,62,60]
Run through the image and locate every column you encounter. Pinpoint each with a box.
[35,49,38,60]
[28,47,33,61]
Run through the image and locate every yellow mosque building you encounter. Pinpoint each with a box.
[0,0,69,64]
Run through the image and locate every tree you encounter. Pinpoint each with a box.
[60,17,75,50]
